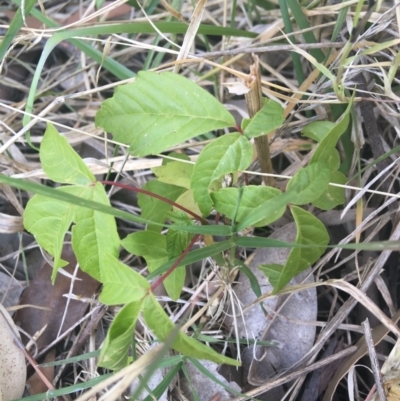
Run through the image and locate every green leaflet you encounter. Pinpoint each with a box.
[286,161,331,205]
[211,186,286,227]
[122,223,193,300]
[299,106,351,209]
[95,72,235,157]
[191,133,254,216]
[312,171,347,210]
[167,210,195,226]
[174,189,202,217]
[235,190,296,232]
[99,300,144,370]
[24,186,83,279]
[309,101,352,171]
[143,293,240,366]
[138,180,186,233]
[100,254,150,305]
[302,121,335,142]
[72,183,120,282]
[122,231,169,272]
[25,182,120,283]
[259,206,329,293]
[243,99,285,138]
[165,216,194,300]
[40,124,95,185]
[122,231,177,299]
[152,161,194,189]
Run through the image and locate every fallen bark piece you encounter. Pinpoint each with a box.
[14,246,100,351]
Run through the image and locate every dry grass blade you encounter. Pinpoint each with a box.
[174,0,207,73]
[362,318,387,401]
[244,56,274,186]
[324,309,400,401]
[74,344,165,401]
[230,346,357,401]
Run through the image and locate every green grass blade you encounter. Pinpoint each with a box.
[278,0,305,86]
[188,358,243,397]
[0,174,231,236]
[283,0,324,62]
[146,240,233,279]
[141,362,183,401]
[11,373,113,401]
[39,350,100,367]
[0,0,37,61]
[235,236,400,252]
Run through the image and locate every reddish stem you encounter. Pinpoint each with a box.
[150,234,200,292]
[101,180,206,224]
[235,124,243,134]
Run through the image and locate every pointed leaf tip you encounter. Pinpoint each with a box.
[41,124,95,185]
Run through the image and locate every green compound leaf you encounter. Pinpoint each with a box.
[95,71,235,156]
[211,186,286,227]
[143,293,240,366]
[312,171,347,210]
[191,133,254,216]
[100,254,149,305]
[24,186,82,280]
[138,180,186,233]
[286,161,331,205]
[122,231,169,273]
[152,161,194,189]
[40,124,95,185]
[259,206,329,293]
[243,99,285,138]
[309,101,352,171]
[302,121,335,142]
[99,300,144,370]
[72,183,120,282]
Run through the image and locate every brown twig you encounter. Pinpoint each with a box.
[362,318,387,401]
[244,55,274,187]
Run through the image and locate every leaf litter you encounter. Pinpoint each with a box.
[1,0,400,400]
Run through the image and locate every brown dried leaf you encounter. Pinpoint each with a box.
[14,246,100,351]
